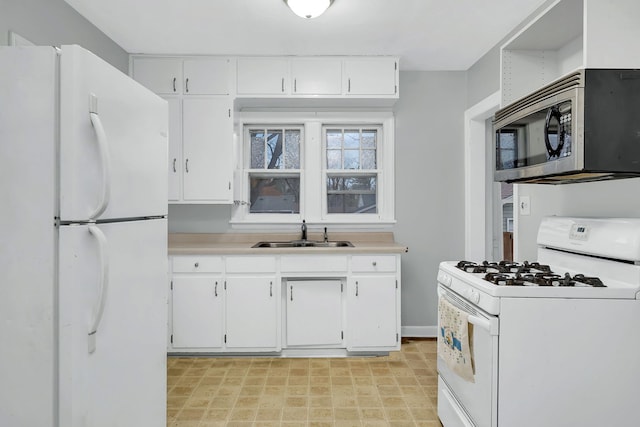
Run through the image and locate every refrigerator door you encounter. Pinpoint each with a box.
[58,218,167,427]
[59,45,168,222]
[0,46,58,427]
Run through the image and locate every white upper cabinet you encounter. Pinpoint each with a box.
[235,56,399,100]
[344,58,398,96]
[165,97,182,202]
[182,98,232,202]
[291,58,342,95]
[183,58,230,95]
[500,0,640,106]
[132,58,182,94]
[236,58,289,95]
[133,57,230,95]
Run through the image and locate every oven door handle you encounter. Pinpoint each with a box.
[468,314,492,333]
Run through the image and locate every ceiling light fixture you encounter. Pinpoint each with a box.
[283,0,334,19]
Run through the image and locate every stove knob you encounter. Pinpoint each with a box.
[466,289,480,304]
[438,272,452,287]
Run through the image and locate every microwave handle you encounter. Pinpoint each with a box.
[544,106,565,158]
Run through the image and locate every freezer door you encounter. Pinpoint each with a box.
[59,45,168,222]
[58,219,167,427]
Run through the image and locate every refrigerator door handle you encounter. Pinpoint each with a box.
[88,224,109,354]
[88,110,112,220]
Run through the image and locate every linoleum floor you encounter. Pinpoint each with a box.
[167,338,441,427]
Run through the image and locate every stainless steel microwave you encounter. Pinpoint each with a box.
[493,69,640,184]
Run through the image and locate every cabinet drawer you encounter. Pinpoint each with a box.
[281,255,348,273]
[226,256,276,273]
[351,255,396,272]
[172,256,223,273]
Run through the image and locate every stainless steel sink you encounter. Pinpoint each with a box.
[252,240,354,248]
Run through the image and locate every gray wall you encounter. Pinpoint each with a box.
[392,71,467,330]
[1,0,128,72]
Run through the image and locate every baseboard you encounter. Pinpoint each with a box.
[401,326,437,338]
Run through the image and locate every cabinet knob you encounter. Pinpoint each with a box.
[372,261,377,266]
[194,262,199,268]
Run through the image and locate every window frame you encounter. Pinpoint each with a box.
[231,112,395,229]
[321,125,383,219]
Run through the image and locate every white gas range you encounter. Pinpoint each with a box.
[436,217,640,427]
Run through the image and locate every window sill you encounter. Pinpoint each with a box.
[229,219,396,232]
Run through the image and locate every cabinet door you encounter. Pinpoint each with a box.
[172,276,223,348]
[225,277,278,349]
[183,59,229,95]
[345,58,397,95]
[182,98,233,202]
[237,58,289,95]
[286,280,343,347]
[132,58,182,95]
[291,58,342,95]
[165,97,182,202]
[347,276,398,349]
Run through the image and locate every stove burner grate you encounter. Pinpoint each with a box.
[483,271,606,287]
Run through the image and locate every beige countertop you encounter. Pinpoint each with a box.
[168,232,408,255]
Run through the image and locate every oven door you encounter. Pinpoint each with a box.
[437,285,498,427]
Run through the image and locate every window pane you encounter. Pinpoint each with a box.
[266,130,283,169]
[344,130,360,149]
[326,175,377,214]
[362,130,376,149]
[250,175,300,213]
[362,149,376,169]
[343,150,359,169]
[327,149,342,169]
[284,129,300,169]
[327,129,342,149]
[250,130,265,169]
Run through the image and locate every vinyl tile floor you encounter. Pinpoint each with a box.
[167,338,443,427]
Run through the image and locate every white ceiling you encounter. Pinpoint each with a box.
[63,0,549,71]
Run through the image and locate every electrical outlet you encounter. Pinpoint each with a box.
[519,196,531,216]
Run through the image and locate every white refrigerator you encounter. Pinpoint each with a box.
[0,45,168,427]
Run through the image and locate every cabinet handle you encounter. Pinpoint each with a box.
[185,159,189,173]
[281,77,285,93]
[356,281,359,297]
[294,78,297,92]
[270,281,273,297]
[172,158,176,173]
[215,281,218,297]
[290,285,293,301]
[185,78,189,93]
[194,262,199,268]
[348,78,351,93]
[172,77,176,92]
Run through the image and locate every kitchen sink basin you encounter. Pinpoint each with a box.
[252,240,354,248]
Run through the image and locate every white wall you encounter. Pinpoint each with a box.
[1,0,128,72]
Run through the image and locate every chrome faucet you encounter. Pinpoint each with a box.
[301,220,307,241]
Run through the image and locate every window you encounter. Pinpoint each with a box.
[324,127,380,214]
[232,113,395,227]
[247,127,302,214]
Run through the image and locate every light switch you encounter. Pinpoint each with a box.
[519,196,531,216]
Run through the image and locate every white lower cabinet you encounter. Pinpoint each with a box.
[286,280,343,347]
[347,275,398,349]
[225,276,278,350]
[168,253,400,354]
[171,276,224,349]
